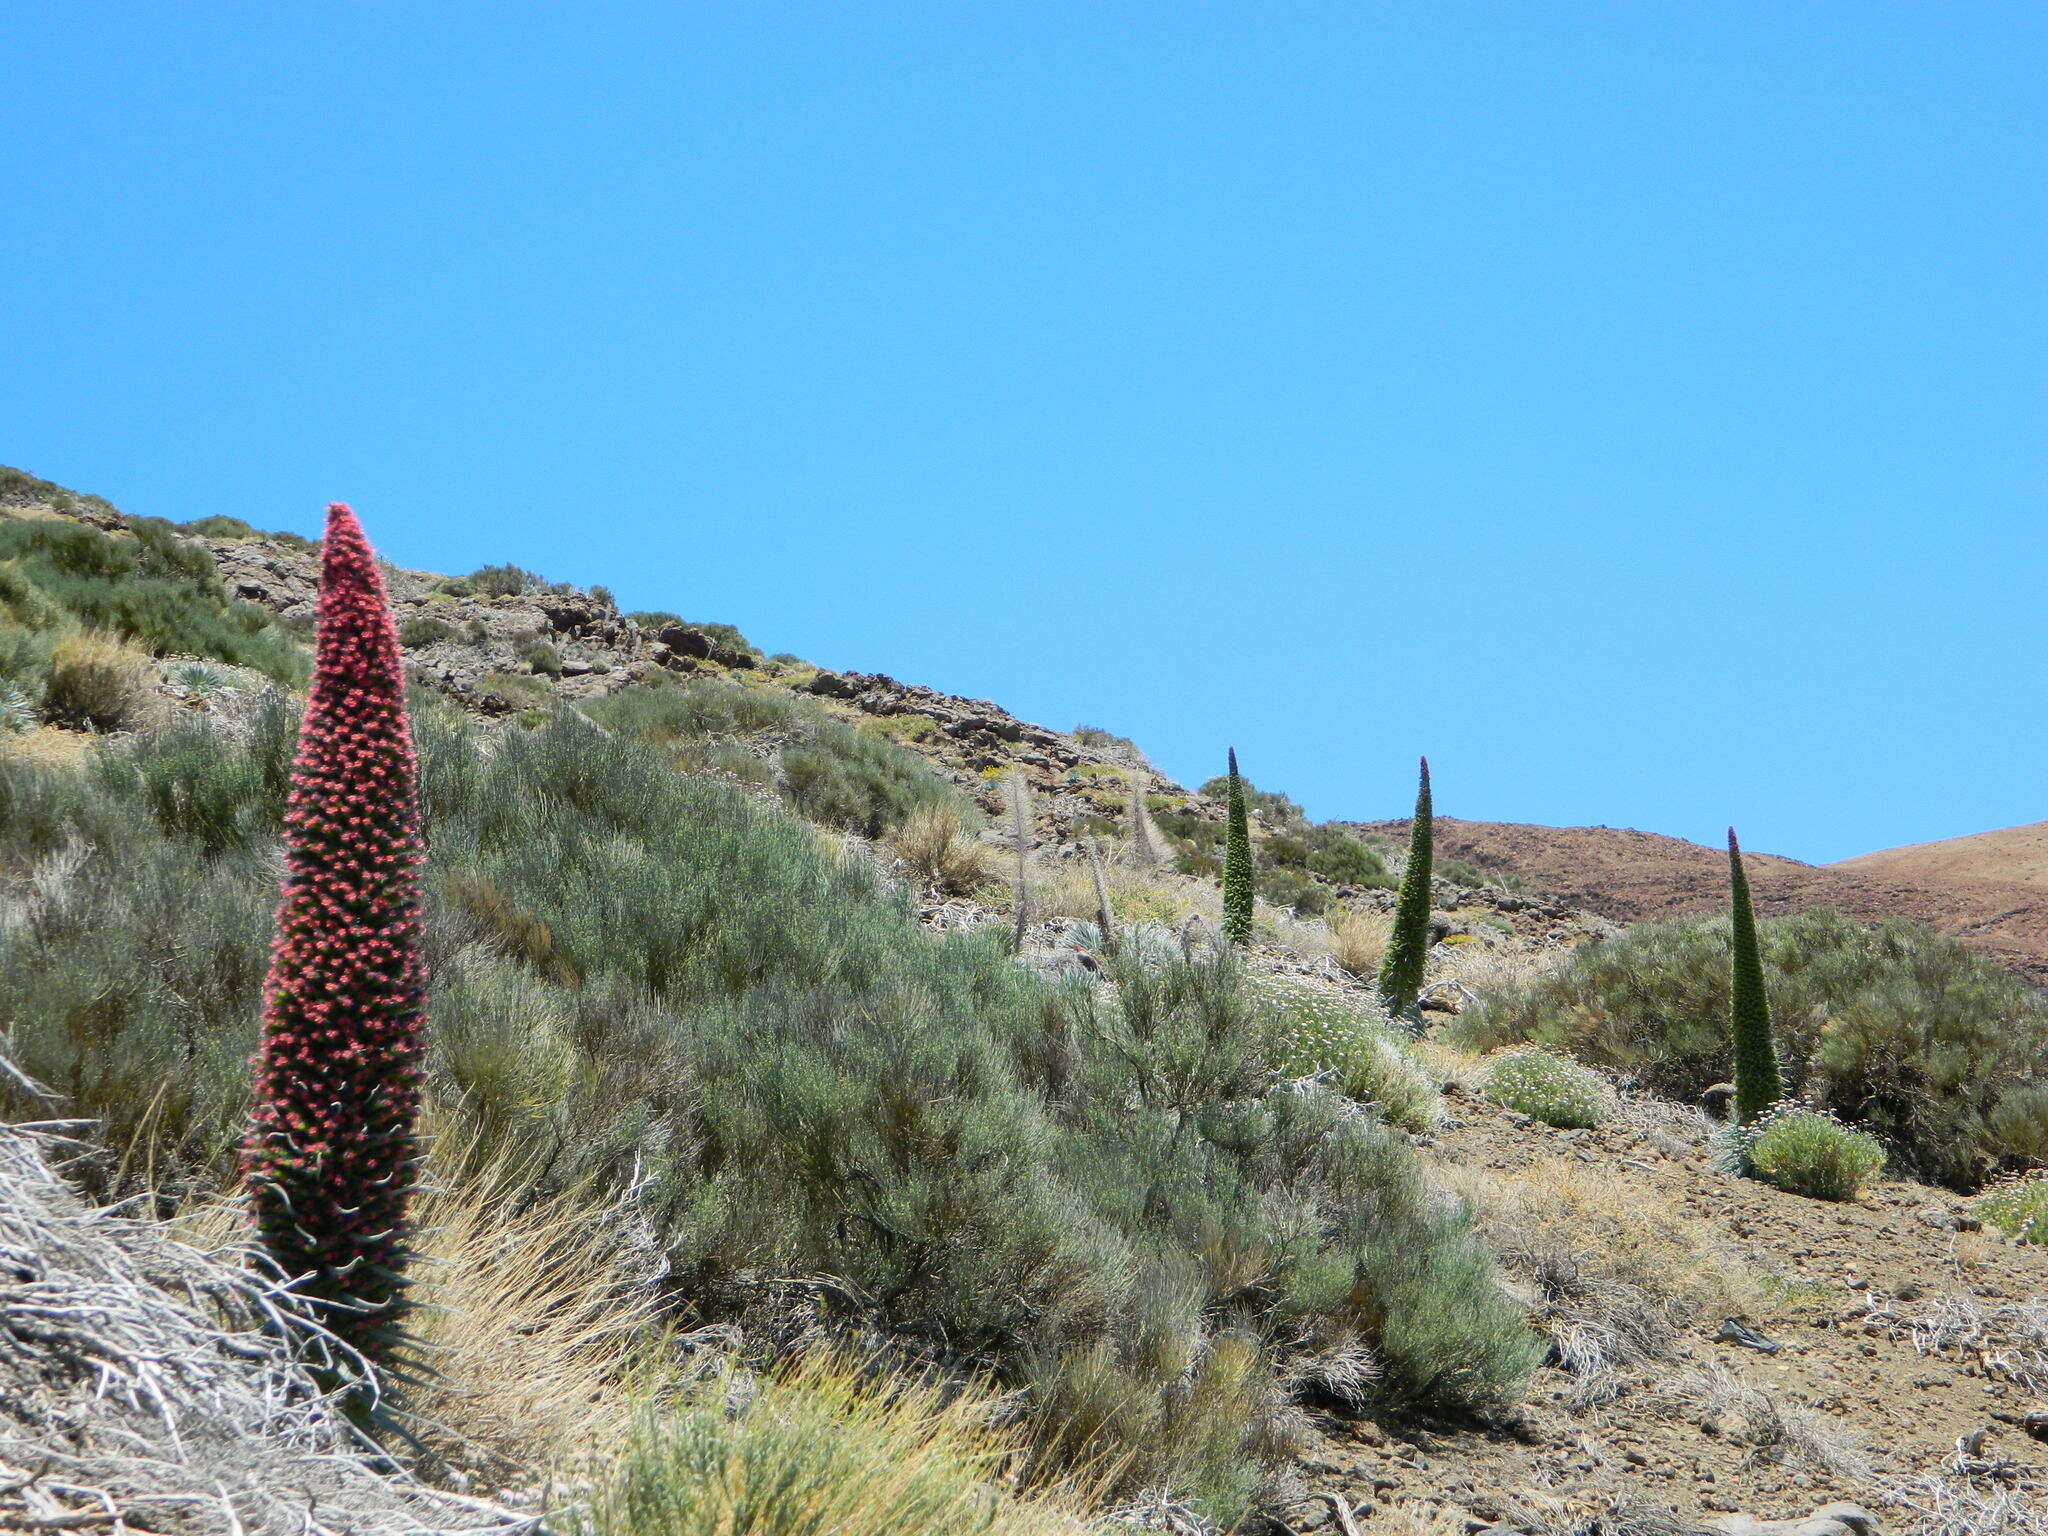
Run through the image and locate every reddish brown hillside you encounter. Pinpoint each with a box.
[1354,816,2048,986]
[1835,819,2048,888]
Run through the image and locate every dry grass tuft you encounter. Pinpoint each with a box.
[405,1139,673,1477]
[1666,1366,1871,1480]
[1325,908,1393,979]
[1877,1470,2048,1536]
[172,1128,674,1478]
[0,723,96,764]
[1446,1160,1763,1406]
[1431,933,1563,998]
[42,632,153,732]
[1492,1491,1717,1536]
[887,804,999,895]
[566,1352,1102,1536]
[1863,1291,2048,1398]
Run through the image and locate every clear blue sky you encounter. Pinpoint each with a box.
[4,4,2042,863]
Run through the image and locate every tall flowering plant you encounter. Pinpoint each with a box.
[243,503,426,1362]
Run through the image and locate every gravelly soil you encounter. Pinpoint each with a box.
[1285,1079,2048,1533]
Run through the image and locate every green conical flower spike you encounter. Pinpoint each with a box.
[1727,827,1784,1125]
[1377,757,1434,1023]
[1221,748,1254,947]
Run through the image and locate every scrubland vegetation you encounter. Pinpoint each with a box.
[1459,909,2048,1187]
[0,512,304,724]
[0,678,1536,1525]
[11,488,2048,1530]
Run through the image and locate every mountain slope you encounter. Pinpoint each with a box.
[1356,816,2048,986]
[1836,819,2048,889]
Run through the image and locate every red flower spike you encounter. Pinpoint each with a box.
[241,503,426,1363]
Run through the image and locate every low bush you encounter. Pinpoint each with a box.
[1458,909,2048,1187]
[42,632,151,731]
[623,613,758,658]
[1257,862,1332,916]
[1307,831,1393,888]
[479,670,550,711]
[689,620,757,658]
[863,711,938,743]
[169,662,231,698]
[1974,1175,2048,1245]
[1738,1105,1886,1202]
[1482,1049,1613,1129]
[177,515,261,539]
[0,466,93,508]
[1072,724,1136,752]
[1197,773,1302,826]
[398,615,459,647]
[520,638,564,675]
[0,684,35,733]
[1440,857,1527,894]
[458,563,543,597]
[1255,977,1441,1132]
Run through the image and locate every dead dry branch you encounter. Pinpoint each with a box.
[0,1116,527,1536]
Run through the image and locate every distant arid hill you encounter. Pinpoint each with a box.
[1834,819,2048,889]
[1355,815,2048,986]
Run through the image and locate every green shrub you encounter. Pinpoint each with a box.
[1254,977,1441,1132]
[1073,724,1136,752]
[586,678,965,837]
[1458,908,2048,1188]
[398,615,459,647]
[1257,863,1331,916]
[0,466,90,506]
[1739,1105,1886,1202]
[690,621,757,657]
[1197,773,1302,826]
[1481,1048,1612,1129]
[0,710,1537,1509]
[1974,1176,2048,1245]
[169,662,231,697]
[519,637,563,675]
[1307,832,1393,889]
[1438,857,1526,894]
[0,515,303,684]
[624,612,757,657]
[465,563,542,597]
[178,515,260,539]
[478,671,550,711]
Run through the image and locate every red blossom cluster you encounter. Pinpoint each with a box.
[242,502,426,1361]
